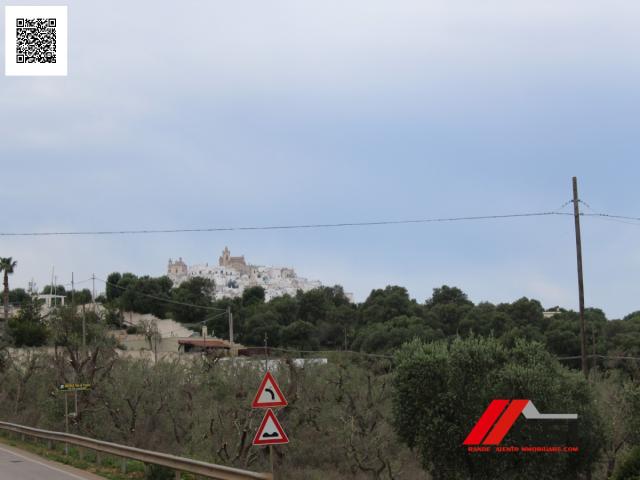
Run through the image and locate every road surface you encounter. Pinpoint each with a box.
[0,443,104,480]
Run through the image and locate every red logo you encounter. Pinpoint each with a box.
[463,399,577,446]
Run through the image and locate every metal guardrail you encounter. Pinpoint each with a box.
[0,421,273,480]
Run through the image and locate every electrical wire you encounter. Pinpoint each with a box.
[556,354,640,361]
[268,346,394,359]
[96,277,227,312]
[0,211,572,237]
[572,198,640,226]
[582,213,640,224]
[553,199,574,212]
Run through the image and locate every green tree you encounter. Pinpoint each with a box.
[360,286,419,324]
[458,302,510,337]
[0,257,17,322]
[613,447,640,480]
[352,315,442,353]
[393,336,603,480]
[281,320,318,350]
[8,288,29,305]
[170,277,215,324]
[545,312,581,357]
[497,297,545,328]
[594,371,640,477]
[268,294,298,326]
[606,313,640,362]
[66,288,93,305]
[7,296,47,347]
[241,286,265,306]
[113,274,173,318]
[424,286,474,335]
[426,285,473,308]
[49,304,118,382]
[41,284,67,295]
[105,272,122,301]
[241,311,282,346]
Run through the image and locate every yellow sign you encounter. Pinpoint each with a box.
[58,383,91,391]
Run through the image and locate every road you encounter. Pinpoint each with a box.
[0,443,104,480]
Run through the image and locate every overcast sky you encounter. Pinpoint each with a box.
[1,0,640,318]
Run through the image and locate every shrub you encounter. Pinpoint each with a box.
[144,464,174,480]
[614,446,640,480]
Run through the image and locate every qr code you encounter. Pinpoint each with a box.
[16,18,57,64]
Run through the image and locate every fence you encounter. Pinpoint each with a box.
[0,421,272,480]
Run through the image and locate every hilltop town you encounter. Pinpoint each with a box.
[167,247,328,301]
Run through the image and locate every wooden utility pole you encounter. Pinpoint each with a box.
[264,332,269,373]
[572,177,588,378]
[92,273,96,312]
[228,306,234,347]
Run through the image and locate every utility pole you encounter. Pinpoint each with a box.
[228,306,234,352]
[203,322,207,356]
[82,305,87,356]
[50,266,55,308]
[572,177,588,378]
[92,273,96,312]
[343,326,348,351]
[264,332,269,373]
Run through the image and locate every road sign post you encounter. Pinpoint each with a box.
[59,382,91,454]
[251,371,288,479]
[64,393,69,455]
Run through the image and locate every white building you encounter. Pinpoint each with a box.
[167,247,324,301]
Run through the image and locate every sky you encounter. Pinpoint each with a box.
[1,0,640,318]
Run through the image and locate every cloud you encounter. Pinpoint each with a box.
[2,0,640,319]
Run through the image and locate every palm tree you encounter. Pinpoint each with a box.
[0,257,17,321]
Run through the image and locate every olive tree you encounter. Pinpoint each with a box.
[393,336,603,480]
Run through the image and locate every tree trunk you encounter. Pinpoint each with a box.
[3,271,9,322]
[606,456,616,479]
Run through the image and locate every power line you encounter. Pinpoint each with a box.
[582,212,640,223]
[570,197,640,226]
[0,211,571,237]
[59,278,93,288]
[553,199,574,212]
[557,354,640,361]
[568,197,640,224]
[268,346,395,359]
[96,277,227,312]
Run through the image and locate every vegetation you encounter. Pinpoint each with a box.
[7,296,47,347]
[22,273,633,369]
[1,256,17,322]
[613,446,640,480]
[393,336,603,479]
[0,314,424,479]
[1,262,640,479]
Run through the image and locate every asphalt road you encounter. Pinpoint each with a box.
[0,443,103,480]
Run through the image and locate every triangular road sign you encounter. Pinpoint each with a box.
[251,371,287,408]
[252,409,289,445]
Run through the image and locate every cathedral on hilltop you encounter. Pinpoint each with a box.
[218,246,250,274]
[167,247,325,301]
